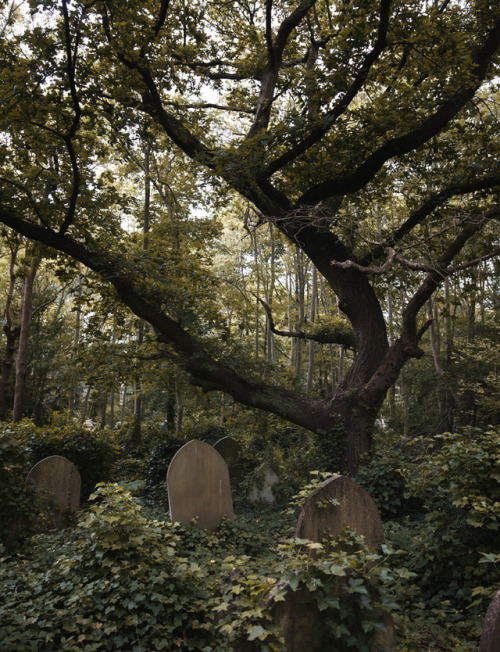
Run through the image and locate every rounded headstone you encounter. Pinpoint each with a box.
[167,439,234,532]
[295,475,383,550]
[213,436,240,466]
[248,462,280,505]
[26,455,81,529]
[480,589,500,651]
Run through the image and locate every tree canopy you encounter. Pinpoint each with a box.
[0,0,499,471]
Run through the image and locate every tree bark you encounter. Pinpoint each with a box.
[0,244,20,420]
[13,255,40,422]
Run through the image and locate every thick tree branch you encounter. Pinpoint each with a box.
[359,173,500,266]
[402,203,500,340]
[296,16,500,206]
[0,201,332,432]
[262,0,392,176]
[248,0,318,138]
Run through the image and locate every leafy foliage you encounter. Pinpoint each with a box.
[0,482,404,651]
[0,436,46,548]
[4,414,120,500]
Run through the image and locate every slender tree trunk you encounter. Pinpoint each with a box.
[68,264,83,412]
[12,255,40,422]
[130,142,151,448]
[267,223,276,363]
[0,244,20,420]
[295,247,305,378]
[307,265,317,394]
[175,377,183,435]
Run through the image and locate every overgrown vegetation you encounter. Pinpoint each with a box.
[1,422,499,649]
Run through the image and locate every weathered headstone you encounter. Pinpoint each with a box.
[261,579,397,652]
[26,455,81,529]
[248,462,280,505]
[213,436,240,465]
[295,475,383,550]
[167,439,234,531]
[214,436,244,486]
[480,589,500,651]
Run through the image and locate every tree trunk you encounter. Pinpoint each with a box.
[0,244,20,420]
[12,255,40,422]
[129,142,151,449]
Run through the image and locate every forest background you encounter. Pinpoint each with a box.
[0,0,499,649]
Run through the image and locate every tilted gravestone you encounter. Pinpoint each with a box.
[26,455,81,529]
[167,439,234,532]
[480,589,500,651]
[248,462,280,505]
[295,475,384,551]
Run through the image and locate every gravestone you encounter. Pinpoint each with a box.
[213,436,240,465]
[214,436,244,486]
[295,475,383,550]
[261,579,397,652]
[167,439,234,532]
[480,589,500,651]
[248,462,280,505]
[26,455,81,529]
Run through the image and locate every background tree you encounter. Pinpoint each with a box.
[0,0,499,471]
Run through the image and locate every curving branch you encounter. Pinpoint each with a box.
[296,16,500,206]
[255,294,356,348]
[359,173,500,266]
[262,0,392,176]
[58,0,83,236]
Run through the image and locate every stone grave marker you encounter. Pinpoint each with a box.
[480,588,500,651]
[248,462,280,505]
[167,439,234,532]
[262,579,397,652]
[213,436,240,465]
[213,436,244,485]
[295,474,383,550]
[26,455,81,529]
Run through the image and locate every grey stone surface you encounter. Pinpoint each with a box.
[480,589,500,651]
[167,439,234,531]
[295,474,384,550]
[248,462,280,505]
[26,455,81,529]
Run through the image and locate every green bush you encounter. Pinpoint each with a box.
[380,425,500,648]
[355,429,423,520]
[4,414,120,500]
[0,436,56,549]
[144,435,186,490]
[0,482,403,651]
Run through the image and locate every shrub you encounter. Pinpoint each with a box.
[144,435,186,490]
[0,482,403,651]
[4,414,120,501]
[0,436,51,548]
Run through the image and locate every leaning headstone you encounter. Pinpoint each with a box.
[26,455,81,529]
[295,475,383,550]
[248,462,280,505]
[167,439,234,532]
[480,589,500,651]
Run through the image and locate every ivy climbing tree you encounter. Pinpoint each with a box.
[0,0,499,471]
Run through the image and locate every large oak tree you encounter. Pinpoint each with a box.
[0,0,499,471]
